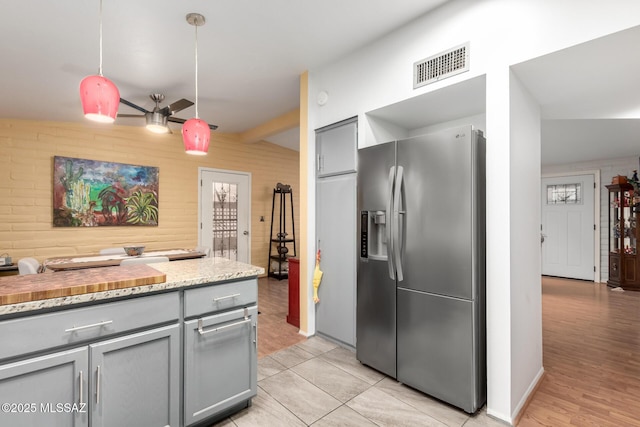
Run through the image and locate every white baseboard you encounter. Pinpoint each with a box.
[486,408,512,425]
[512,366,545,423]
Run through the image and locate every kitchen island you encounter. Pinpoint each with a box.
[0,257,264,427]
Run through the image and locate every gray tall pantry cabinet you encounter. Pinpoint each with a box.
[315,117,357,347]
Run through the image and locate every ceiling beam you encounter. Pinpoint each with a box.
[239,108,300,144]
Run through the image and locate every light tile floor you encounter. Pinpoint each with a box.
[212,337,507,427]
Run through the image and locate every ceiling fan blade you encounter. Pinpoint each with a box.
[167,116,186,125]
[167,99,194,115]
[120,98,149,114]
[167,116,219,130]
[118,114,145,118]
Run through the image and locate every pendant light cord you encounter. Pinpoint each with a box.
[98,0,104,76]
[194,23,199,119]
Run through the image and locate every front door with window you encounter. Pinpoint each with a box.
[541,174,595,280]
[199,169,251,263]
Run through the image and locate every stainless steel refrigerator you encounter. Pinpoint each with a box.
[356,124,486,413]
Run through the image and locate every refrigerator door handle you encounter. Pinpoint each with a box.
[387,166,396,280]
[393,166,404,282]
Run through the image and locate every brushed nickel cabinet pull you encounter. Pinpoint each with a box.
[213,293,240,302]
[79,370,84,405]
[95,365,101,405]
[65,320,113,333]
[197,317,250,336]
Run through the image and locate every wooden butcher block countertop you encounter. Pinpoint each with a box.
[0,265,166,306]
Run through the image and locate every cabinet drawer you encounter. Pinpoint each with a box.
[0,292,179,361]
[184,279,257,318]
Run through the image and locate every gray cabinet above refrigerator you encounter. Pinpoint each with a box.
[316,117,357,177]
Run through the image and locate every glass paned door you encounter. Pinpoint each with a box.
[200,169,251,263]
[213,182,238,259]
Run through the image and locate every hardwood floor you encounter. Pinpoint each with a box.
[519,277,640,426]
[257,276,306,358]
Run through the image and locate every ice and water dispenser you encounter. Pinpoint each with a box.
[360,210,388,260]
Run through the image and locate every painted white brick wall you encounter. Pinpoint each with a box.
[543,156,639,282]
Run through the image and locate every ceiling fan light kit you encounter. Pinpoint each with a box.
[182,12,210,155]
[144,94,170,134]
[80,0,120,124]
[119,94,202,135]
[146,110,170,134]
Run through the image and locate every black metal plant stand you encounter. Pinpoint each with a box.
[268,183,296,280]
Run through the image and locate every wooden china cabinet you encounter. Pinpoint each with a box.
[606,183,640,290]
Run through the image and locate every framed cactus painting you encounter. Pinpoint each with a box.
[53,156,159,227]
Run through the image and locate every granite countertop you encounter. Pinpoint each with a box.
[0,257,264,316]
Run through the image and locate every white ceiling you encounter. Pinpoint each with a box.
[1,2,638,161]
[512,25,640,166]
[0,0,449,149]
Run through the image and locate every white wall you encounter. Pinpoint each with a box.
[543,157,639,282]
[509,71,544,415]
[485,64,513,421]
[306,0,640,423]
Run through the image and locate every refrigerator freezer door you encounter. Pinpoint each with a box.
[397,288,484,413]
[397,126,477,300]
[357,141,397,378]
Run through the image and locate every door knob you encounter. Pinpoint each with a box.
[243,231,249,236]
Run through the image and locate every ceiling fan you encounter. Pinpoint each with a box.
[119,94,218,134]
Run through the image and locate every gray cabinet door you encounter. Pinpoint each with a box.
[183,305,257,426]
[316,117,357,177]
[89,324,180,427]
[316,173,357,346]
[0,347,89,427]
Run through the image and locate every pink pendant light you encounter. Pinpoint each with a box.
[80,0,119,123]
[182,13,210,155]
[183,118,210,155]
[80,75,119,123]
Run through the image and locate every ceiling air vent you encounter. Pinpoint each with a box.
[413,42,469,89]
